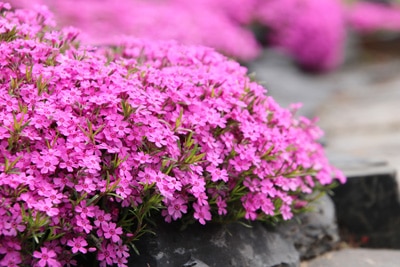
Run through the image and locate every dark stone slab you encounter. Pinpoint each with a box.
[128,220,300,267]
[275,194,340,260]
[330,158,400,248]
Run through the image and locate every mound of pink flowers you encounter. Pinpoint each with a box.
[0,3,345,267]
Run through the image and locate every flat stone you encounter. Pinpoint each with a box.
[301,248,400,267]
[327,150,394,178]
[129,220,300,267]
[275,194,340,260]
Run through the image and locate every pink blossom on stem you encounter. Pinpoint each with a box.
[193,203,212,225]
[102,222,123,242]
[33,247,61,267]
[67,236,88,254]
[166,197,188,221]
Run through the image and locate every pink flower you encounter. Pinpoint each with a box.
[33,247,61,267]
[94,210,112,227]
[34,200,59,217]
[3,216,26,236]
[206,165,228,182]
[166,197,187,221]
[190,175,206,197]
[147,131,168,148]
[97,243,117,266]
[75,178,97,193]
[193,203,212,225]
[216,197,227,216]
[33,154,59,174]
[133,151,152,164]
[75,201,96,218]
[280,204,293,220]
[102,222,123,242]
[66,135,86,153]
[45,190,64,205]
[0,251,22,267]
[67,236,88,254]
[75,217,93,234]
[112,120,130,137]
[114,242,130,259]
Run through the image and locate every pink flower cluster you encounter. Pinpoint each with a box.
[0,3,345,266]
[9,0,400,72]
[256,0,346,71]
[347,2,400,33]
[8,0,261,61]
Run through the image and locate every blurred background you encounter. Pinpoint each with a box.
[8,0,400,179]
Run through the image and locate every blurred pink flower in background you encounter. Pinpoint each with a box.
[8,0,400,70]
[256,0,346,71]
[171,0,258,24]
[9,0,261,61]
[347,2,400,33]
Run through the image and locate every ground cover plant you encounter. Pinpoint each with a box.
[0,3,345,267]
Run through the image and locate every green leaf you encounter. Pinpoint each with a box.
[175,107,184,130]
[130,243,140,256]
[86,194,101,206]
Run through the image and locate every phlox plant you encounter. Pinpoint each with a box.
[0,3,345,267]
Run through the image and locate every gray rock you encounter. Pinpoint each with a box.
[301,248,400,267]
[275,194,340,260]
[128,221,300,267]
[364,0,391,4]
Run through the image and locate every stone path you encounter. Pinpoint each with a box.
[301,248,400,267]
[317,60,400,180]
[249,49,400,182]
[248,49,400,267]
